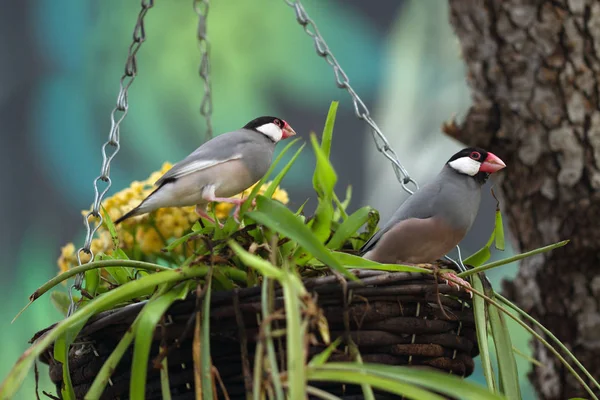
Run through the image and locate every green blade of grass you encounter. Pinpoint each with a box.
[326,206,372,250]
[459,240,569,277]
[494,207,505,251]
[228,241,283,279]
[488,299,521,399]
[1,266,215,399]
[160,356,172,400]
[309,363,504,400]
[310,134,337,243]
[261,278,284,400]
[471,274,496,393]
[240,137,301,216]
[130,283,191,399]
[263,143,306,199]
[282,268,306,400]
[320,101,338,159]
[308,337,342,367]
[54,319,88,400]
[495,293,600,393]
[248,196,354,280]
[200,273,214,400]
[329,251,430,273]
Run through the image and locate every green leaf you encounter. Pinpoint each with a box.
[488,298,521,400]
[327,206,373,250]
[164,230,198,251]
[459,240,570,277]
[309,337,342,367]
[330,251,430,273]
[308,363,503,400]
[228,240,283,279]
[310,134,337,243]
[494,207,505,251]
[464,226,495,267]
[240,137,301,216]
[263,143,306,199]
[130,283,191,399]
[332,186,352,221]
[102,206,119,248]
[321,101,338,159]
[54,319,88,400]
[0,266,214,399]
[249,196,355,280]
[84,268,100,297]
[472,274,496,393]
[282,266,306,400]
[200,276,214,400]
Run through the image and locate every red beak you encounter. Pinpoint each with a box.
[479,152,506,173]
[282,121,297,139]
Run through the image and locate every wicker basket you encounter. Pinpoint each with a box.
[37,269,477,399]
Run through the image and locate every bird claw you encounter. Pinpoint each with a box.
[441,272,472,296]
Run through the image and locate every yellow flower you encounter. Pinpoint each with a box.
[136,227,164,254]
[57,243,76,273]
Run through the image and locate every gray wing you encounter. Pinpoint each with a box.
[360,179,443,255]
[155,129,257,186]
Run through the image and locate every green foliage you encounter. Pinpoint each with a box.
[1,102,594,400]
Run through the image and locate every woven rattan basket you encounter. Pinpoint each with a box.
[37,269,477,399]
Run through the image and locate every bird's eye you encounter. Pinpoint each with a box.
[470,151,481,160]
[273,119,282,127]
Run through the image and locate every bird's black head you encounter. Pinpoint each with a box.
[243,116,297,142]
[446,147,506,184]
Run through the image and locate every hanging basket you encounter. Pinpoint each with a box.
[36,268,477,399]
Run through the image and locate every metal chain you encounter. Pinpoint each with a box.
[282,0,418,195]
[283,0,473,271]
[194,0,213,139]
[68,0,154,317]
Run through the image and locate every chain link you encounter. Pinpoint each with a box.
[68,0,154,316]
[282,0,418,195]
[194,0,213,139]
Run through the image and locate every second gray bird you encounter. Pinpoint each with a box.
[361,147,506,288]
[115,116,296,225]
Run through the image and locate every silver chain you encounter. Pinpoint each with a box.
[194,0,213,139]
[68,0,155,316]
[283,0,470,271]
[282,0,418,195]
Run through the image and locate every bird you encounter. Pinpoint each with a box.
[360,147,506,291]
[115,116,297,225]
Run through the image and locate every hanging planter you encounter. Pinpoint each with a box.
[36,269,476,399]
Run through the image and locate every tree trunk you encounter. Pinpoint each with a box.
[446,1,600,399]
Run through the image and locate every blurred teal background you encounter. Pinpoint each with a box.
[0,0,534,398]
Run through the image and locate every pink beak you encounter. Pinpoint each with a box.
[282,121,297,139]
[479,152,506,173]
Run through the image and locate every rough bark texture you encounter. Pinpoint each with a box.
[446,1,600,399]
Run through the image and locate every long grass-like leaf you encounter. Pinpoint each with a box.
[261,278,284,400]
[130,283,191,399]
[308,363,504,400]
[471,274,496,392]
[1,266,214,399]
[248,196,354,279]
[228,241,283,279]
[160,356,172,400]
[326,207,372,250]
[308,337,342,367]
[201,274,214,400]
[467,286,597,400]
[282,268,305,400]
[459,240,569,277]
[488,300,521,399]
[310,134,337,243]
[330,252,430,273]
[240,138,301,216]
[496,293,600,393]
[54,319,88,400]
[263,143,306,199]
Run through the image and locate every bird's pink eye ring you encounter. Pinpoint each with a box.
[470,151,481,160]
[273,119,282,127]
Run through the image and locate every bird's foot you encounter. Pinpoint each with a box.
[440,272,472,297]
[232,197,257,222]
[195,205,224,228]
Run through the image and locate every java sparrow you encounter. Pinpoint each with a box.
[360,147,506,290]
[115,116,296,225]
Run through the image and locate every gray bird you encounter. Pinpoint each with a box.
[115,116,297,225]
[361,147,506,289]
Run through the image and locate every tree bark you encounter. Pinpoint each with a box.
[446,1,600,399]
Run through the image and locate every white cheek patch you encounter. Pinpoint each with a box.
[256,123,283,142]
[448,157,481,176]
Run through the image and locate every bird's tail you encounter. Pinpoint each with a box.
[114,206,142,225]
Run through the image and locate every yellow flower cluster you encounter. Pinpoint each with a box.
[57,162,290,274]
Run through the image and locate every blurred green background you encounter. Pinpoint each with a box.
[0,0,535,398]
